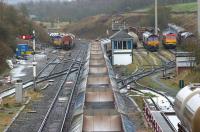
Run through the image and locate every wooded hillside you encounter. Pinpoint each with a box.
[0,1,48,73]
[24,0,196,21]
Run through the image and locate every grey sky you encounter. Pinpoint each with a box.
[6,0,72,4]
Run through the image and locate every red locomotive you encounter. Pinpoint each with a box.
[62,34,75,50]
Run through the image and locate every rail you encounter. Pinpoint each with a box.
[0,51,84,99]
[37,49,84,132]
[60,50,87,132]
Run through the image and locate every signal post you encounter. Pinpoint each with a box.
[32,30,37,91]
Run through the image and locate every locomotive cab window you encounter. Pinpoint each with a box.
[148,37,158,41]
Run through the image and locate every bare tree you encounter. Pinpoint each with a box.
[0,0,5,22]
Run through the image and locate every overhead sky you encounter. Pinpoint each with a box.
[6,0,73,5]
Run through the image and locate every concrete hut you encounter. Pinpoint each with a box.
[110,30,134,65]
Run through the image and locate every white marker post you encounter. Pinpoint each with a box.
[33,30,37,91]
[15,80,23,103]
[33,61,37,90]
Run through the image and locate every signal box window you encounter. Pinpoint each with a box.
[114,41,117,49]
[118,41,122,49]
[123,41,127,49]
[128,41,132,49]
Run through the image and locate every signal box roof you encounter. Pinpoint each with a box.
[110,30,133,40]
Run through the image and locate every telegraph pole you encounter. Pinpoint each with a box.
[32,30,37,91]
[155,0,158,35]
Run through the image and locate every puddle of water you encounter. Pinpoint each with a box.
[10,65,26,81]
[10,53,46,81]
[35,54,46,60]
[28,54,47,61]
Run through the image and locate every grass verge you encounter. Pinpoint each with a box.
[134,2,197,13]
[167,2,197,12]
[0,97,22,131]
[0,88,43,131]
[159,77,179,90]
[138,76,161,89]
[174,70,200,85]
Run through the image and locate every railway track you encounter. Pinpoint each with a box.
[5,42,89,132]
[117,48,176,106]
[156,50,175,63]
[137,48,153,66]
[104,39,178,131]
[37,49,86,132]
[168,49,176,55]
[0,50,81,99]
[37,50,78,79]
[117,48,153,86]
[59,51,87,132]
[122,50,177,131]
[118,47,176,89]
[36,56,59,79]
[133,76,174,107]
[130,68,177,132]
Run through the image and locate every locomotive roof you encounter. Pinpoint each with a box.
[168,23,185,33]
[143,31,158,38]
[110,30,133,40]
[180,32,194,39]
[162,29,176,35]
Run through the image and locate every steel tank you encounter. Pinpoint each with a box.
[174,83,200,132]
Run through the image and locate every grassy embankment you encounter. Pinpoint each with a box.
[124,50,162,75]
[122,49,162,89]
[138,50,179,91]
[168,2,197,12]
[63,12,148,39]
[134,2,197,13]
[120,48,179,92]
[168,2,200,85]
[34,21,70,29]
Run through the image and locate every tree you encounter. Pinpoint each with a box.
[19,3,29,17]
[148,6,172,30]
[0,0,5,21]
